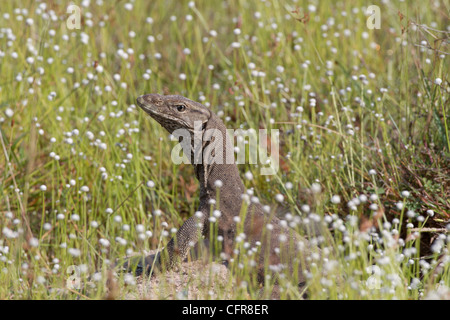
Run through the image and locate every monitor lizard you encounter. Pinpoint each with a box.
[124,93,317,298]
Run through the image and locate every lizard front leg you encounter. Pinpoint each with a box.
[124,214,206,276]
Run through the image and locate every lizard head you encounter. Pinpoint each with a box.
[136,93,211,134]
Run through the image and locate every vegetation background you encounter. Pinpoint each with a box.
[0,0,449,299]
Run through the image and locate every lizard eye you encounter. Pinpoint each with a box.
[175,105,186,112]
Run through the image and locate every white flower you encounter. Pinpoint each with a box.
[401,190,410,198]
[311,183,321,194]
[80,186,89,192]
[99,238,110,247]
[124,274,136,285]
[195,211,203,218]
[29,238,39,247]
[301,204,310,213]
[435,78,442,85]
[92,273,102,282]
[5,108,14,117]
[359,194,368,203]
[276,65,285,73]
[406,210,416,218]
[68,248,81,257]
[331,195,341,204]
[36,276,46,284]
[147,180,155,188]
[275,194,284,202]
[40,185,47,191]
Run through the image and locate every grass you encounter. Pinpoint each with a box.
[0,0,449,300]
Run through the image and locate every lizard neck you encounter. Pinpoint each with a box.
[194,114,245,211]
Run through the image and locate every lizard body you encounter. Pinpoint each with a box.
[127,94,315,296]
